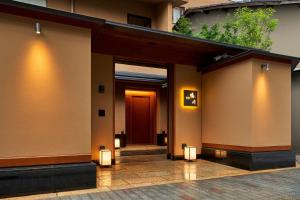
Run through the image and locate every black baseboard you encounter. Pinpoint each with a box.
[0,162,96,198]
[201,147,296,171]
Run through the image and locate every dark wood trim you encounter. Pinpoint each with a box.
[113,59,116,159]
[114,57,167,69]
[202,143,291,152]
[0,155,91,168]
[167,64,175,156]
[115,79,163,87]
[202,50,295,74]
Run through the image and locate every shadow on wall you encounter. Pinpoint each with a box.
[292,71,300,154]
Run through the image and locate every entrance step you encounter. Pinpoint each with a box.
[119,145,167,156]
[118,154,166,163]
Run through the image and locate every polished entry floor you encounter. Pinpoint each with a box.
[97,155,249,191]
[5,156,299,199]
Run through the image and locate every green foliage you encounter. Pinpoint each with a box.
[173,17,193,36]
[174,7,278,51]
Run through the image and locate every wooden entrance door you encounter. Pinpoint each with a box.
[126,91,156,145]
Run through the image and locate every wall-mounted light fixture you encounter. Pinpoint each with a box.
[115,138,120,149]
[35,22,41,35]
[183,90,198,107]
[99,146,112,167]
[261,63,270,72]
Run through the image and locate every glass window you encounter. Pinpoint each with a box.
[127,14,152,28]
[13,0,46,7]
[173,7,184,24]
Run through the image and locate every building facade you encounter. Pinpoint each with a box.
[0,0,298,197]
[185,0,300,153]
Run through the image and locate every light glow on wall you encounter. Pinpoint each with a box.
[21,39,61,105]
[253,72,270,117]
[125,90,156,96]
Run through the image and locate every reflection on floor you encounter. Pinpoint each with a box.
[97,154,250,191]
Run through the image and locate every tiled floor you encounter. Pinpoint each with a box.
[97,154,249,191]
[4,155,300,200]
[46,167,300,200]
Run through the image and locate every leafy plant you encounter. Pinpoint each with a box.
[173,16,193,36]
[174,7,279,51]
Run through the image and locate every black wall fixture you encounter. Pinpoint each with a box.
[98,109,105,117]
[98,85,105,93]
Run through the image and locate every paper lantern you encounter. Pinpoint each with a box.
[99,149,112,166]
[184,146,197,161]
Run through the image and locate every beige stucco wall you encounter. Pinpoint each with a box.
[92,53,114,160]
[155,2,173,32]
[188,4,298,150]
[202,60,253,147]
[47,0,172,31]
[0,13,91,158]
[174,64,202,155]
[184,0,229,9]
[252,59,291,147]
[202,58,291,147]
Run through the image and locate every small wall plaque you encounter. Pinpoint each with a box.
[183,90,197,107]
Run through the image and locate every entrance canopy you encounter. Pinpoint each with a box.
[1,0,299,70]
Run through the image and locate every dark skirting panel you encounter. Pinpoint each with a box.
[201,147,296,171]
[0,162,96,198]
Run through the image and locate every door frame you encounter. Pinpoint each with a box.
[113,59,174,158]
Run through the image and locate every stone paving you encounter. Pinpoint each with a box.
[4,155,300,200]
[45,167,300,200]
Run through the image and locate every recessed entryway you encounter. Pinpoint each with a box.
[114,62,168,162]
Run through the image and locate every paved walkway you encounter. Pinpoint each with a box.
[42,167,300,200]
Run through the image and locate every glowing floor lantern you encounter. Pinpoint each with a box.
[184,146,197,161]
[115,138,121,149]
[99,147,112,167]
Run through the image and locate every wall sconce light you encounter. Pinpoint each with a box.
[35,22,41,34]
[99,146,112,167]
[261,63,270,72]
[115,138,120,149]
[183,144,197,161]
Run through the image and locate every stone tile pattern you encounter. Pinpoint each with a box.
[45,168,300,200]
[97,155,248,190]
